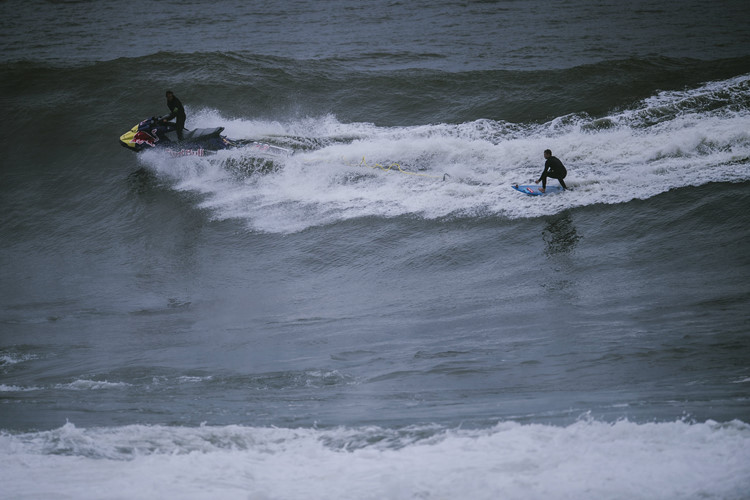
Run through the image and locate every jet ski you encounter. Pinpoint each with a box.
[119,116,233,152]
[119,116,292,156]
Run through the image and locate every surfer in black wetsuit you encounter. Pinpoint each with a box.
[163,90,186,141]
[536,149,567,192]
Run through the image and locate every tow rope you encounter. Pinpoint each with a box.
[351,157,449,181]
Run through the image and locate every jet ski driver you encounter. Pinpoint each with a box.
[163,90,186,141]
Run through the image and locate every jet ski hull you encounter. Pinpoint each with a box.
[119,117,230,152]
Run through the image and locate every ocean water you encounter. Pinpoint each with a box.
[2,0,750,498]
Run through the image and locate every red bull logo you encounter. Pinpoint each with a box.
[169,148,205,157]
[131,130,158,147]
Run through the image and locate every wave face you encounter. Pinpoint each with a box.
[4,55,749,233]
[1,0,750,498]
[129,71,750,233]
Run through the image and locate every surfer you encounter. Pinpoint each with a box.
[535,149,567,192]
[163,90,186,141]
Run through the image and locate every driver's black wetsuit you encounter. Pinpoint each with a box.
[538,155,568,190]
[165,95,186,141]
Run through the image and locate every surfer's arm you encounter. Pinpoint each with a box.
[535,165,548,183]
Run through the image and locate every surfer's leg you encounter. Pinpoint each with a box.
[176,117,185,141]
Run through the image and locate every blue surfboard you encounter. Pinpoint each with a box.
[512,184,564,196]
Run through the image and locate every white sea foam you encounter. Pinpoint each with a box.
[141,75,750,234]
[0,380,130,392]
[1,419,748,499]
[55,380,132,391]
[0,352,38,366]
[0,384,40,392]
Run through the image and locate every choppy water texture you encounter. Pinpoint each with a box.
[1,0,750,498]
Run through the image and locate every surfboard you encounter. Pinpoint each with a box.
[512,184,564,196]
